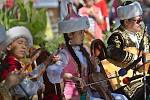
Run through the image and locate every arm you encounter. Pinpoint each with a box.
[46,49,69,83]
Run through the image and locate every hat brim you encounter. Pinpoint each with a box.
[59,16,89,33]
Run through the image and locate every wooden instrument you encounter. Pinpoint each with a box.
[89,72,114,100]
[102,47,150,90]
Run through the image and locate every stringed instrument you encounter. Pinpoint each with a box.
[102,47,150,91]
[89,72,115,100]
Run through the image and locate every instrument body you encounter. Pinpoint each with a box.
[89,72,114,100]
[103,47,150,98]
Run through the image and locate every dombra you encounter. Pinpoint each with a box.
[102,47,150,98]
[88,72,114,100]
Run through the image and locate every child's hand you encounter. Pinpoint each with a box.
[44,55,60,66]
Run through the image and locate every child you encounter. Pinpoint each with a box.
[1,26,33,80]
[46,1,128,100]
[1,26,58,99]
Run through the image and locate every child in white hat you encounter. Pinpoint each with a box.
[0,26,58,99]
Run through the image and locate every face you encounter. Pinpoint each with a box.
[84,0,94,7]
[125,16,142,32]
[94,47,101,57]
[7,37,28,59]
[69,30,84,45]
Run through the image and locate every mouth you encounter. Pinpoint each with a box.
[20,51,26,55]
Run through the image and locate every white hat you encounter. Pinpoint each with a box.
[117,1,143,20]
[5,26,33,48]
[0,25,6,50]
[59,2,89,33]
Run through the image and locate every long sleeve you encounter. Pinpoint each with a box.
[1,55,22,80]
[46,49,69,83]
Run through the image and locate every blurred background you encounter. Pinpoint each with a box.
[0,0,150,52]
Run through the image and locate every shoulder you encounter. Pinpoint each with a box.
[107,28,125,45]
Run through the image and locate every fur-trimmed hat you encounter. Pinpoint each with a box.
[117,1,143,20]
[59,2,89,33]
[5,26,33,48]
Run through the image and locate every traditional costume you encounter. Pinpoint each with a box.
[1,26,43,99]
[46,1,127,100]
[107,1,150,99]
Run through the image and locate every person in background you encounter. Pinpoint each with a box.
[79,0,104,42]
[94,0,110,32]
[107,1,150,100]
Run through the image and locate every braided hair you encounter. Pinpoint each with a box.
[64,33,82,76]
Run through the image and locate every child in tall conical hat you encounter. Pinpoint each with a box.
[46,1,91,100]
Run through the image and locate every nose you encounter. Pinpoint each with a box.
[22,43,27,49]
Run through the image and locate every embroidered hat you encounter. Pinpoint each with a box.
[117,1,143,20]
[59,2,89,33]
[0,25,6,51]
[5,26,33,48]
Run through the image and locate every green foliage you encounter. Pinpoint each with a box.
[45,34,64,53]
[0,0,47,45]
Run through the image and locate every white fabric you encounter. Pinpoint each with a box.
[46,49,68,83]
[59,0,89,33]
[128,32,139,48]
[46,46,100,83]
[112,93,128,100]
[59,16,89,33]
[5,26,33,48]
[117,1,143,20]
[14,63,45,97]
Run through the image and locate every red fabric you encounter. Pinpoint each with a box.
[43,93,59,100]
[113,0,119,18]
[94,0,109,31]
[1,55,22,80]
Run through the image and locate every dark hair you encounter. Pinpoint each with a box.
[64,33,82,75]
[90,39,107,60]
[121,1,133,6]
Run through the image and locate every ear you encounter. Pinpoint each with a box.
[6,45,12,51]
[124,20,129,26]
[68,33,73,39]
